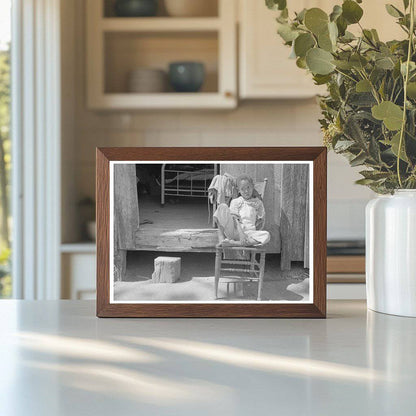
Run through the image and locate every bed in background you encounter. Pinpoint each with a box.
[160,164,217,205]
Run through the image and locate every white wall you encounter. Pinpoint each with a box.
[61,0,374,243]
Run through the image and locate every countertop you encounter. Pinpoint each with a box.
[0,300,415,415]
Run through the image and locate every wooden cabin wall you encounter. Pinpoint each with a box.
[220,163,310,270]
[280,164,309,270]
[113,164,139,281]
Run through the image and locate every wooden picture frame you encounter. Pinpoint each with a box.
[96,147,327,318]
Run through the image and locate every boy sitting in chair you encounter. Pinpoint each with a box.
[213,174,270,246]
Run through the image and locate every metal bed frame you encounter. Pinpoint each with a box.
[161,164,217,205]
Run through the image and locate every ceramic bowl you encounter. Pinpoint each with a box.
[114,0,158,17]
[127,68,167,93]
[168,62,205,93]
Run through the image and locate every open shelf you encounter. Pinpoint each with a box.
[86,0,236,109]
[93,93,234,109]
[61,242,96,254]
[104,31,218,94]
[101,17,221,32]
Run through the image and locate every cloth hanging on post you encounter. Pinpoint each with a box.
[208,173,238,205]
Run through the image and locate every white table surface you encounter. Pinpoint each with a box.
[0,300,415,416]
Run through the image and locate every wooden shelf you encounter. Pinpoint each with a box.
[61,242,96,253]
[327,256,365,274]
[86,0,237,110]
[327,255,365,284]
[101,17,221,32]
[89,92,235,110]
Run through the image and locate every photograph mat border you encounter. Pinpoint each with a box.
[109,160,314,304]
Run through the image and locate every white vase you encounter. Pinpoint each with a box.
[366,190,416,317]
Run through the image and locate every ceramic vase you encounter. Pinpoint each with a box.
[366,190,416,317]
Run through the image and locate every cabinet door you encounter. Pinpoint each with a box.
[238,0,404,99]
[239,0,319,99]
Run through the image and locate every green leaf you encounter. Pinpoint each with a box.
[296,57,307,69]
[350,152,368,167]
[342,0,363,24]
[318,31,334,52]
[266,0,287,11]
[336,15,348,36]
[371,29,380,42]
[356,79,372,92]
[350,53,368,69]
[369,136,381,162]
[313,74,332,85]
[344,114,367,146]
[330,5,343,22]
[362,29,375,44]
[295,8,307,22]
[328,21,338,45]
[359,170,391,180]
[371,67,386,84]
[318,22,338,52]
[385,4,403,18]
[382,132,409,162]
[375,56,395,70]
[403,0,410,9]
[379,78,386,99]
[339,31,356,42]
[306,48,335,75]
[393,61,402,79]
[355,178,377,185]
[334,139,355,152]
[333,59,353,70]
[294,33,315,57]
[401,61,416,76]
[372,101,404,130]
[277,23,299,42]
[349,92,377,107]
[407,82,416,99]
[304,8,329,35]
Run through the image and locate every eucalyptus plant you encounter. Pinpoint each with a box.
[266,0,416,193]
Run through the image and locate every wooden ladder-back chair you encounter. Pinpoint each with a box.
[214,178,268,301]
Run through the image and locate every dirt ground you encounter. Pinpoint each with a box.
[114,251,310,302]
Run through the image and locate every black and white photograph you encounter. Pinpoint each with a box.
[110,161,313,303]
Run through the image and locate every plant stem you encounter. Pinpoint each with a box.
[334,68,357,83]
[358,69,380,104]
[397,0,415,188]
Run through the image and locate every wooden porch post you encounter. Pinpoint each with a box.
[114,164,139,282]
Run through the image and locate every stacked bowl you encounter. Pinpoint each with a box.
[127,68,167,93]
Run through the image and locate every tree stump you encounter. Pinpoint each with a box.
[152,257,181,283]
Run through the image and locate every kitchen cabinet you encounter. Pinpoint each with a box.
[238,0,405,99]
[61,244,96,300]
[86,0,237,109]
[239,0,321,99]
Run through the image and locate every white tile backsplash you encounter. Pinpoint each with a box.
[73,99,371,241]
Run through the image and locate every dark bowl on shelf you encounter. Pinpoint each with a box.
[168,62,205,93]
[114,0,158,17]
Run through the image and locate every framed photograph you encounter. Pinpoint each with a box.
[96,147,327,318]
